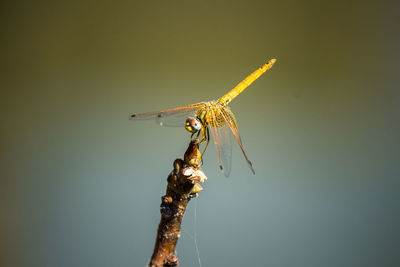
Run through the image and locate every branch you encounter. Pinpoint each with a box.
[148,140,207,267]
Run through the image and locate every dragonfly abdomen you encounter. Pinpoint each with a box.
[218,58,276,106]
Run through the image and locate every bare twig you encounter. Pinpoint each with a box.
[148,140,207,267]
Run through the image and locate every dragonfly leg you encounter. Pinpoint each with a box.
[190,132,199,141]
[192,130,203,144]
[191,119,208,145]
[200,127,210,157]
[197,123,208,144]
[189,117,209,161]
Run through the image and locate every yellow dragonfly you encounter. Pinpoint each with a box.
[130,58,276,176]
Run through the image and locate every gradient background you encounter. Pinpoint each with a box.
[1,1,399,266]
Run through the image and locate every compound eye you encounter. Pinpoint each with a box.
[185,117,202,133]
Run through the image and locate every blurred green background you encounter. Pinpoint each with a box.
[1,0,399,266]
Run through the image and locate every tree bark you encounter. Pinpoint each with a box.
[148,140,207,267]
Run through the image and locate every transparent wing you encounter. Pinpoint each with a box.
[207,105,233,177]
[219,106,256,175]
[129,102,205,127]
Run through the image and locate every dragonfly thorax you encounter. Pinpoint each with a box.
[196,101,237,128]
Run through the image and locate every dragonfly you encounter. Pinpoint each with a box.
[130,58,276,177]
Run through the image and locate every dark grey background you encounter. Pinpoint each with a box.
[1,0,399,266]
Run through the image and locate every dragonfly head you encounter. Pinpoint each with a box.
[185,117,202,133]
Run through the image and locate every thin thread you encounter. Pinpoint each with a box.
[194,198,202,267]
[181,199,202,267]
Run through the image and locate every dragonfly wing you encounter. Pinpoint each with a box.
[156,109,197,127]
[129,102,205,127]
[219,107,256,174]
[207,105,233,177]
